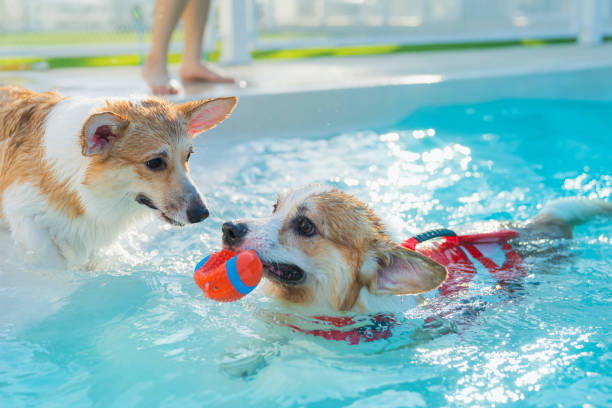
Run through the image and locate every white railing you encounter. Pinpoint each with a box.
[0,0,610,63]
[220,0,609,63]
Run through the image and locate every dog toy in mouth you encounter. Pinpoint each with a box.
[193,249,263,302]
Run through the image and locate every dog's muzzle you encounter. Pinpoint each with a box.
[187,205,209,223]
[222,222,249,246]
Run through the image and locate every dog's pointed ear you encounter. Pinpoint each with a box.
[368,241,447,295]
[178,97,238,137]
[81,112,129,156]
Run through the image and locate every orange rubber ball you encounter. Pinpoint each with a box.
[193,249,263,302]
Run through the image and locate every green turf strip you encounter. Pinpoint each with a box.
[1,37,607,71]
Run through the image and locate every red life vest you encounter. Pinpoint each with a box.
[403,229,526,296]
[288,229,526,345]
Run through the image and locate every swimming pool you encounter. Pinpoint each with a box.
[1,98,610,407]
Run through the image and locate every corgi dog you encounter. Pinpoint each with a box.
[221,185,611,313]
[0,85,237,266]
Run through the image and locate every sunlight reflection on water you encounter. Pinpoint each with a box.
[0,99,610,407]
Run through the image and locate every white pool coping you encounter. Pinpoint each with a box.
[2,43,612,141]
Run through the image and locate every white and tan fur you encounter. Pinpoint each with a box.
[0,85,237,267]
[223,185,612,314]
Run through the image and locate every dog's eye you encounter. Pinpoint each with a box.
[145,158,166,171]
[296,217,316,237]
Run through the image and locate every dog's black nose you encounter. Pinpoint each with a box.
[222,222,248,246]
[187,206,210,223]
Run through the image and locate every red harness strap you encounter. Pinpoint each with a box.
[292,229,526,344]
[286,314,395,345]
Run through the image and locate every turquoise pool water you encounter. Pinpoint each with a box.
[1,99,610,407]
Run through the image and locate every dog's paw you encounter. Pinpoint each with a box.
[219,345,268,378]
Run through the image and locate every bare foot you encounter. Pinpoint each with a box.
[142,60,180,95]
[179,63,235,83]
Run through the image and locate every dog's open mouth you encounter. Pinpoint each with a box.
[262,262,306,285]
[135,194,184,227]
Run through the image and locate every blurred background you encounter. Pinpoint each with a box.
[1,0,611,70]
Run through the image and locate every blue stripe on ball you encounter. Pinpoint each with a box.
[226,254,257,295]
[194,255,211,273]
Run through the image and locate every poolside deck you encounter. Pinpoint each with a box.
[2,43,612,99]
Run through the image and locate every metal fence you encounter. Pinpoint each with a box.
[1,0,611,63]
